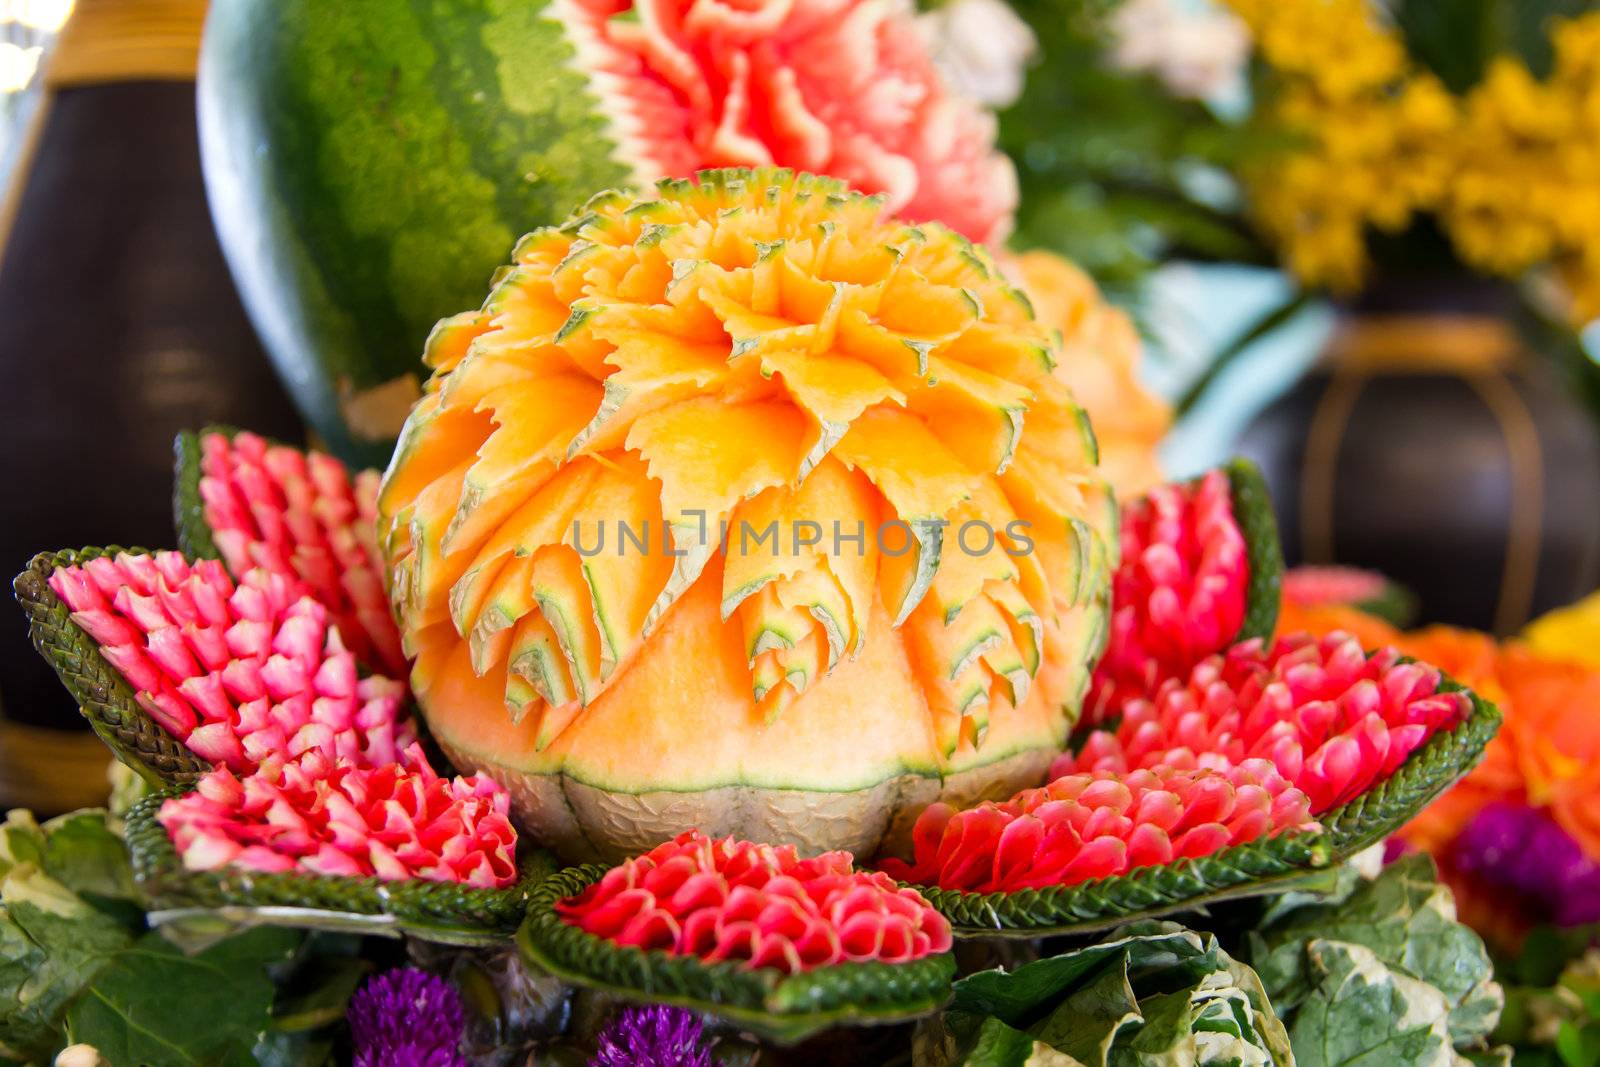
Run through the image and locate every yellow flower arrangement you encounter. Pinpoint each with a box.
[1445,18,1600,319]
[1221,2,1600,319]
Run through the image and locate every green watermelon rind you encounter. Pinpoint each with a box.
[1225,456,1283,645]
[906,672,1500,938]
[14,546,212,789]
[125,791,552,945]
[516,865,956,1044]
[173,425,234,564]
[199,0,636,466]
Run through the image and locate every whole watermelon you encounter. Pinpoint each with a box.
[199,0,630,466]
[201,0,1019,465]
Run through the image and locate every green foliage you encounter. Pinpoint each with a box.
[1245,854,1509,1065]
[1394,0,1600,86]
[255,933,382,1066]
[1490,931,1600,1067]
[0,807,354,1067]
[997,0,1272,288]
[64,926,301,1066]
[1283,940,1486,1066]
[0,810,142,1064]
[1392,0,1510,92]
[923,921,1292,1065]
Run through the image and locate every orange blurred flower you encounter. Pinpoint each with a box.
[1008,251,1171,497]
[1492,645,1600,856]
[1387,628,1520,854]
[1275,599,1399,650]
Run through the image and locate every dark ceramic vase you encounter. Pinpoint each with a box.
[1239,279,1600,635]
[0,5,305,808]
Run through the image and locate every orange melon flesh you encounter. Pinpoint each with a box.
[380,171,1116,864]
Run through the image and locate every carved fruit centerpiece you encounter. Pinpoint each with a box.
[377,169,1116,863]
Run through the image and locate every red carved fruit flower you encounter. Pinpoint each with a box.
[555,830,952,973]
[197,430,404,674]
[1087,469,1248,724]
[49,551,413,775]
[566,0,1017,244]
[878,761,1317,893]
[158,744,518,887]
[1058,632,1471,814]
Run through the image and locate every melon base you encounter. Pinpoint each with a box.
[413,567,1090,865]
[439,739,1054,865]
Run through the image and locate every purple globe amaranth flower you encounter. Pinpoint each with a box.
[1382,836,1412,865]
[1452,802,1600,927]
[347,967,468,1067]
[591,1005,713,1067]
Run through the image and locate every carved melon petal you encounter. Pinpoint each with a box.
[507,611,574,721]
[626,397,808,528]
[925,494,1020,626]
[532,546,605,705]
[835,305,951,385]
[760,345,905,429]
[909,356,1030,476]
[876,266,980,338]
[721,456,879,651]
[423,311,492,376]
[570,326,732,457]
[447,461,601,637]
[569,454,676,669]
[833,406,973,526]
[466,373,603,500]
[378,397,489,541]
[834,406,973,624]
[467,554,536,677]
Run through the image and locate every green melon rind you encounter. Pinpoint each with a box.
[173,426,235,564]
[905,672,1500,938]
[14,547,212,789]
[1224,457,1283,645]
[199,0,633,466]
[516,865,956,1044]
[125,791,553,946]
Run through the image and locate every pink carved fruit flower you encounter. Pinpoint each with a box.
[1088,469,1249,724]
[567,0,1016,243]
[158,744,518,887]
[1059,632,1472,814]
[48,551,412,774]
[197,430,404,674]
[878,762,1317,893]
[1282,565,1391,610]
[556,831,952,973]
